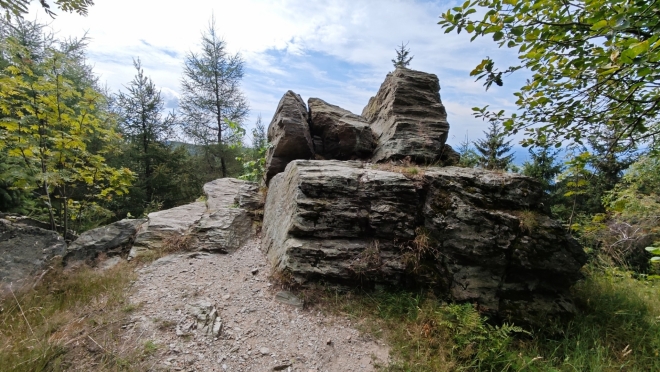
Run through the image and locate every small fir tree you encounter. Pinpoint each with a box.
[474,121,515,171]
[392,42,413,69]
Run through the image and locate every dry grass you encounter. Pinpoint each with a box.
[0,258,154,371]
[373,157,427,184]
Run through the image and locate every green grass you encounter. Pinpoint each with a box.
[0,259,147,371]
[306,263,660,371]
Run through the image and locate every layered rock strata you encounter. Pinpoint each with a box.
[362,68,450,164]
[64,218,146,265]
[262,160,587,323]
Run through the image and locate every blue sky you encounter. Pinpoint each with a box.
[29,0,533,160]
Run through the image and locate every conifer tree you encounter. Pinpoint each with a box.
[474,121,515,171]
[392,42,413,69]
[115,58,174,203]
[179,16,249,178]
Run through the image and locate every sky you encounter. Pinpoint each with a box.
[27,0,529,157]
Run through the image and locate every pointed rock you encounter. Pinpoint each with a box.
[264,91,314,184]
[362,68,450,164]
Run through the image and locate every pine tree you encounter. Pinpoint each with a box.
[474,121,515,171]
[521,143,563,193]
[456,132,479,168]
[392,42,413,69]
[179,16,249,178]
[115,58,175,203]
[251,114,266,150]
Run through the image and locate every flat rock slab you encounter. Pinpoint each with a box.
[264,90,314,184]
[308,98,375,160]
[0,219,66,294]
[362,68,450,164]
[64,218,146,265]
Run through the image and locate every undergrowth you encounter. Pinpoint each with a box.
[0,259,151,371]
[306,262,660,371]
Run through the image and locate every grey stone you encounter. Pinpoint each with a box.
[262,161,587,324]
[193,208,252,253]
[181,299,222,338]
[438,144,460,166]
[0,219,66,294]
[64,218,146,265]
[421,167,587,322]
[274,291,303,308]
[130,202,207,258]
[362,68,450,164]
[308,98,375,160]
[264,91,314,184]
[262,160,418,284]
[204,178,263,215]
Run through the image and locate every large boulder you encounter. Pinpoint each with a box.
[262,160,419,285]
[264,91,314,184]
[130,178,261,258]
[0,219,66,294]
[308,98,376,160]
[63,218,146,265]
[421,167,587,322]
[362,68,450,164]
[262,160,587,323]
[130,202,208,257]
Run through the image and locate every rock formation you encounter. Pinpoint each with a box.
[0,219,66,293]
[308,98,375,160]
[130,178,262,258]
[264,91,314,184]
[64,218,146,265]
[260,67,587,324]
[362,68,450,163]
[262,160,587,323]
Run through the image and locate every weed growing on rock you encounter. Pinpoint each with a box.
[350,241,383,279]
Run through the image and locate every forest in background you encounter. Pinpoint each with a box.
[0,16,267,234]
[1,1,659,371]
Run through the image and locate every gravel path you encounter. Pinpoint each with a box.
[123,238,389,371]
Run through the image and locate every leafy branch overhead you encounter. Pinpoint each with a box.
[439,0,660,151]
[0,0,94,20]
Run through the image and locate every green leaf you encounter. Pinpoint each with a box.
[591,20,608,30]
[493,31,504,41]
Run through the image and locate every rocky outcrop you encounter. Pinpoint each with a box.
[264,91,314,184]
[130,178,261,258]
[261,160,587,323]
[0,219,66,293]
[421,167,587,322]
[64,218,146,265]
[362,68,450,164]
[308,98,376,160]
[262,160,417,284]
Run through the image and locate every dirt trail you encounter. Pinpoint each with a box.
[122,238,389,372]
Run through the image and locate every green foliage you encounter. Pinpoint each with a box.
[472,107,515,170]
[0,23,133,232]
[310,263,660,371]
[439,0,660,151]
[179,16,249,177]
[1,0,94,21]
[521,141,563,193]
[237,115,267,182]
[392,41,413,69]
[455,132,480,168]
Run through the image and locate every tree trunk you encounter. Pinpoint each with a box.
[221,156,227,178]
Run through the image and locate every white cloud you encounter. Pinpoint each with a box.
[28,0,524,145]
